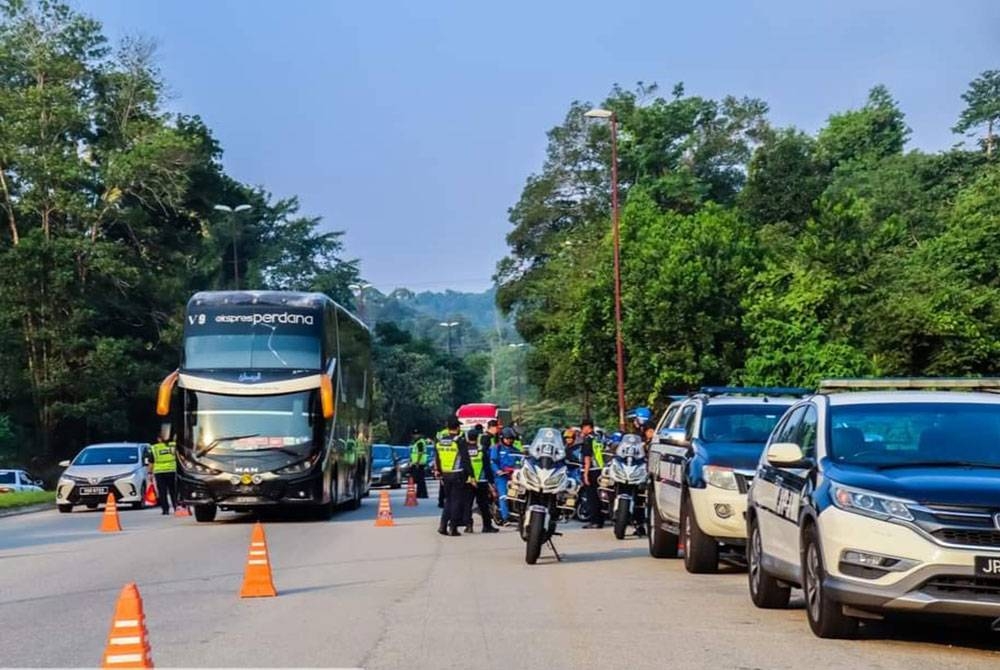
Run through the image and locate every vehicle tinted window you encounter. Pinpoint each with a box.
[772,406,806,444]
[829,402,1000,466]
[799,405,819,457]
[372,446,392,459]
[185,334,320,370]
[74,448,139,465]
[0,472,15,483]
[699,404,787,443]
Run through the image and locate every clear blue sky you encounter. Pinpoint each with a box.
[86,0,999,293]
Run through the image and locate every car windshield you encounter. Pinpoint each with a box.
[393,447,409,460]
[829,402,1000,467]
[372,446,393,460]
[700,404,786,443]
[0,472,15,483]
[74,447,139,466]
[182,390,317,457]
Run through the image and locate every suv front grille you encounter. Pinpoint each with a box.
[734,472,753,494]
[931,529,1000,547]
[923,576,1000,601]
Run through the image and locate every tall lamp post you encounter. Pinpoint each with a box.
[509,343,527,422]
[584,108,626,430]
[213,204,252,289]
[439,321,460,408]
[348,282,372,326]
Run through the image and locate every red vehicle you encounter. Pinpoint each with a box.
[456,403,512,432]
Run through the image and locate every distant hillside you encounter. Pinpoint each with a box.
[408,288,503,333]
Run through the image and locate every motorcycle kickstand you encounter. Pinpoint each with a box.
[547,537,563,562]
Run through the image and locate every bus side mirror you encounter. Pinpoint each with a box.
[156,370,179,417]
[320,375,335,419]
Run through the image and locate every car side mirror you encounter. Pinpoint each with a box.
[766,442,812,468]
[659,427,689,447]
[58,460,70,468]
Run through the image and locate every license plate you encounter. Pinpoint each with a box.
[79,486,109,496]
[229,496,262,504]
[974,556,1000,577]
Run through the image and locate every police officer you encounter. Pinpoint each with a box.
[491,427,522,524]
[579,419,605,529]
[435,418,472,536]
[468,421,499,533]
[409,428,430,498]
[149,432,178,515]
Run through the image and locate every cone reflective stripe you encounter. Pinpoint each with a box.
[101,583,153,668]
[404,477,418,507]
[100,493,123,533]
[239,522,277,598]
[143,483,157,506]
[374,490,394,526]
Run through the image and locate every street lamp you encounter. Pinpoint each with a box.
[438,321,460,357]
[213,204,252,290]
[509,343,527,422]
[584,107,626,430]
[348,282,372,325]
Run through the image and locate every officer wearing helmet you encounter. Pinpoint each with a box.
[491,426,522,524]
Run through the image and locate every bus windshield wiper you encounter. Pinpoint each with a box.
[197,434,261,457]
[874,460,1000,470]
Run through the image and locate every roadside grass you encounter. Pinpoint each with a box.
[0,490,55,509]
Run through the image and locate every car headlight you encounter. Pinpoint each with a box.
[380,466,395,473]
[703,465,739,491]
[830,483,914,522]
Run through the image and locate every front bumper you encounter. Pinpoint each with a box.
[819,506,1000,617]
[688,486,747,541]
[370,470,397,486]
[177,471,322,508]
[56,478,143,505]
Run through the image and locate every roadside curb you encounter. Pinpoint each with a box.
[0,503,52,518]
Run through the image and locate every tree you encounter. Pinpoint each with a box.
[816,85,909,168]
[954,70,1000,157]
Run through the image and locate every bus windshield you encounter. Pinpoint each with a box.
[185,334,320,370]
[182,390,318,457]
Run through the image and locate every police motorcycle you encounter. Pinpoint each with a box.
[505,428,580,564]
[598,433,649,540]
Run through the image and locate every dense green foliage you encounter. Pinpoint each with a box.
[0,1,364,466]
[497,79,1000,423]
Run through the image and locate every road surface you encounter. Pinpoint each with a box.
[2,486,999,669]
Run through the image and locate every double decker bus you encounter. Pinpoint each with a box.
[156,291,372,522]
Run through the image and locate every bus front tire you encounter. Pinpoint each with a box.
[193,504,217,523]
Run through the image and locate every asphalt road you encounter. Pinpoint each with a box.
[2,486,1000,669]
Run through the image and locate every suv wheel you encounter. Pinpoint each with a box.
[57,504,73,514]
[747,515,790,608]
[682,492,719,573]
[647,489,679,558]
[802,525,858,638]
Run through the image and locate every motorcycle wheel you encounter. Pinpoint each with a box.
[525,509,545,565]
[575,495,592,523]
[613,500,630,540]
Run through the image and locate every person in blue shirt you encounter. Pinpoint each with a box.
[491,426,522,524]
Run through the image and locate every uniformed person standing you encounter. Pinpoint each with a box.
[409,428,430,498]
[435,419,471,536]
[579,419,605,529]
[149,433,178,515]
[469,421,498,533]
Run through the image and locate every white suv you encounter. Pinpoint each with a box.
[746,379,1000,638]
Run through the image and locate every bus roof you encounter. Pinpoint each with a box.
[456,403,499,419]
[186,291,369,331]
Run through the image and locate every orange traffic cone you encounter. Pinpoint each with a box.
[143,483,157,507]
[404,476,418,507]
[100,583,153,668]
[173,505,190,517]
[100,493,123,533]
[239,522,277,598]
[374,489,394,526]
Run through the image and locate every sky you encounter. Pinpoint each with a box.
[86,0,1000,294]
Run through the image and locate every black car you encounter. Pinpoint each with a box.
[370,444,402,488]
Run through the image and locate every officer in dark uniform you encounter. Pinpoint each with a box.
[435,418,472,536]
[409,428,430,498]
[579,418,606,529]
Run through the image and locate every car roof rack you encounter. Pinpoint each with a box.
[698,386,812,398]
[818,377,1000,392]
